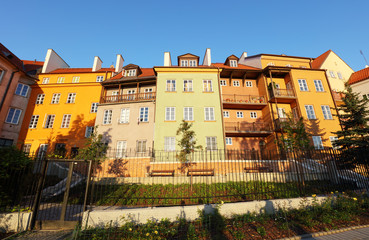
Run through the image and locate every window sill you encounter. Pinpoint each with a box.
[204,120,216,122]
[118,122,129,125]
[203,91,214,93]
[165,91,177,93]
[183,91,194,93]
[164,120,176,122]
[184,120,194,122]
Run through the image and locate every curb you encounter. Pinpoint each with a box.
[278,224,369,240]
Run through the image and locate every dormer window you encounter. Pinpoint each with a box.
[181,60,188,67]
[189,60,197,67]
[230,60,238,67]
[180,60,197,67]
[178,54,199,67]
[126,69,136,76]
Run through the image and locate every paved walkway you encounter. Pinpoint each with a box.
[281,226,369,240]
[10,230,73,240]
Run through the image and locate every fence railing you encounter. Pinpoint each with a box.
[224,122,272,133]
[269,88,295,98]
[222,94,266,104]
[100,92,156,104]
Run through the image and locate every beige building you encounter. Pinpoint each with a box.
[348,66,369,101]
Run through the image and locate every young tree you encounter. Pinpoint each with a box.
[333,85,369,169]
[75,126,108,162]
[176,120,202,163]
[279,113,311,151]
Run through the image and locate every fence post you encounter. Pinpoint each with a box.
[83,160,93,212]
[60,161,75,222]
[327,149,340,185]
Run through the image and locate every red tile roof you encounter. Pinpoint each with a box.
[311,50,331,69]
[0,43,25,71]
[348,67,369,85]
[212,63,260,70]
[22,60,44,73]
[48,67,115,74]
[110,68,155,80]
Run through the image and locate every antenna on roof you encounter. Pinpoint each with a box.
[360,50,369,66]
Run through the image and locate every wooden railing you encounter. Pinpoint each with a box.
[225,122,272,132]
[269,88,295,98]
[222,94,266,104]
[332,91,344,102]
[101,92,156,104]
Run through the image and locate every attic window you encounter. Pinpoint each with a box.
[125,69,136,77]
[230,60,238,67]
[180,60,197,67]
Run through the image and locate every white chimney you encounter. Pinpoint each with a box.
[203,48,211,66]
[115,54,124,73]
[366,65,369,68]
[41,49,69,73]
[238,52,248,63]
[92,56,102,72]
[164,52,172,66]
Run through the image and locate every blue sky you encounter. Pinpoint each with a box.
[2,0,369,71]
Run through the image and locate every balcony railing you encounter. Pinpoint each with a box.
[274,117,298,130]
[269,88,295,98]
[101,92,156,104]
[222,94,266,104]
[225,122,272,133]
[332,91,344,102]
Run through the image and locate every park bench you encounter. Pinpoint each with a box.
[187,169,214,176]
[149,170,175,177]
[244,166,272,173]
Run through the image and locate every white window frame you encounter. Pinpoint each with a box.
[329,136,339,149]
[119,108,130,123]
[181,60,188,67]
[116,141,127,158]
[183,80,193,92]
[66,93,76,103]
[223,111,229,118]
[29,115,39,129]
[90,103,98,113]
[44,114,55,128]
[5,108,22,124]
[136,140,147,153]
[72,76,80,83]
[15,83,29,97]
[236,111,244,118]
[164,137,176,152]
[127,69,136,76]
[42,77,49,84]
[230,60,237,67]
[278,108,286,118]
[314,80,324,92]
[312,136,323,149]
[321,105,333,120]
[204,107,215,121]
[329,71,336,78]
[165,107,175,121]
[245,81,252,87]
[166,80,176,91]
[61,114,71,128]
[103,110,112,125]
[57,77,65,83]
[250,112,257,119]
[337,72,343,80]
[139,107,149,122]
[36,94,45,104]
[305,105,316,119]
[233,80,240,87]
[298,79,309,91]
[85,126,94,138]
[51,93,61,104]
[206,136,217,150]
[203,80,213,92]
[220,80,227,86]
[225,137,232,145]
[183,107,194,121]
[96,76,104,82]
[189,60,197,67]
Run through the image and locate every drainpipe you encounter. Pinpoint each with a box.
[0,70,19,113]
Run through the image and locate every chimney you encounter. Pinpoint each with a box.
[115,54,124,73]
[366,65,369,68]
[203,48,211,66]
[92,56,102,72]
[164,52,172,66]
[41,49,69,73]
[239,52,247,63]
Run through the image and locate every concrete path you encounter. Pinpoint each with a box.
[281,226,369,240]
[9,230,73,240]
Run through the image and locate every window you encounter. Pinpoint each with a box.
[230,60,238,67]
[96,76,104,82]
[184,107,194,121]
[337,72,343,79]
[29,115,39,129]
[0,69,5,83]
[5,108,22,124]
[145,88,153,92]
[321,105,333,120]
[136,140,147,153]
[225,137,232,145]
[37,144,48,158]
[61,114,71,128]
[166,80,176,91]
[57,77,65,83]
[298,79,308,91]
[36,94,45,104]
[329,71,336,78]
[314,80,324,92]
[329,136,339,149]
[66,93,76,103]
[233,80,240,87]
[103,110,112,124]
[183,80,193,92]
[312,136,323,149]
[223,111,229,118]
[42,77,49,84]
[363,94,369,100]
[236,111,244,118]
[54,143,66,156]
[165,107,175,121]
[305,105,316,119]
[51,93,61,104]
[72,76,80,83]
[204,107,215,121]
[181,60,188,67]
[292,107,299,119]
[119,108,130,123]
[0,138,13,147]
[189,60,197,67]
[220,80,227,86]
[22,144,31,155]
[127,69,136,76]
[85,126,94,138]
[203,80,213,92]
[15,83,29,97]
[164,137,176,151]
[139,107,149,122]
[245,81,252,87]
[278,108,286,118]
[90,103,98,113]
[116,141,127,158]
[206,137,217,150]
[250,112,257,119]
[44,115,55,128]
[127,90,135,100]
[71,147,79,158]
[286,64,293,67]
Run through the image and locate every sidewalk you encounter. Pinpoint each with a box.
[8,230,73,240]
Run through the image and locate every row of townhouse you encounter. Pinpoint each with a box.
[5,44,358,157]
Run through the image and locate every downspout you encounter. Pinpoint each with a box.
[0,70,19,113]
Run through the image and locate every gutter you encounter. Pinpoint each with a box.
[0,70,19,113]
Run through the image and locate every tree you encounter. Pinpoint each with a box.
[279,113,311,151]
[333,85,369,169]
[75,126,108,162]
[176,120,202,163]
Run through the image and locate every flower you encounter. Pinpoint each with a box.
[146,233,150,236]
[154,230,158,234]
[335,191,338,193]
[129,228,132,231]
[353,198,357,201]
[221,201,224,205]
[331,192,334,194]
[312,194,317,198]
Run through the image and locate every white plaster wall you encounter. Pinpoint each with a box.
[0,212,32,233]
[41,49,69,74]
[351,78,369,99]
[239,56,262,69]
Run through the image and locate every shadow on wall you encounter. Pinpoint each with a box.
[305,119,327,145]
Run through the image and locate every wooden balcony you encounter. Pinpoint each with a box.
[268,88,296,103]
[222,94,267,110]
[274,117,298,131]
[100,92,156,104]
[225,122,272,137]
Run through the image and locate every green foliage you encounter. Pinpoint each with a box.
[176,120,202,163]
[333,85,369,169]
[75,126,108,162]
[279,113,311,151]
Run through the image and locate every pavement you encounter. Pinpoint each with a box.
[280,226,369,240]
[6,230,73,240]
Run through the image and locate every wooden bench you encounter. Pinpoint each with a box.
[149,170,175,177]
[187,169,214,176]
[244,166,272,173]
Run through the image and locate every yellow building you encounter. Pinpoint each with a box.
[18,49,114,156]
